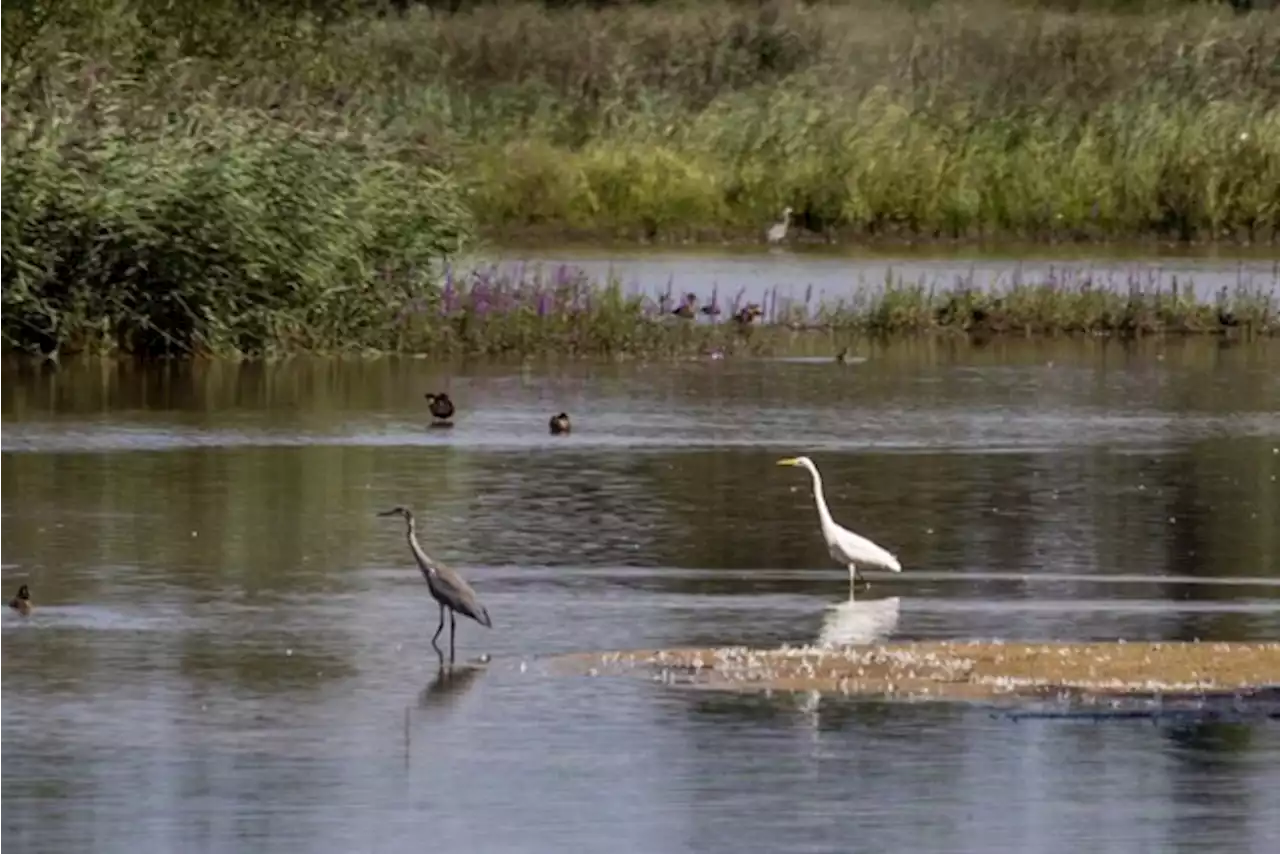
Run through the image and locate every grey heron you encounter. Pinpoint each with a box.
[766,207,793,244]
[377,506,492,659]
[549,413,571,435]
[777,456,902,590]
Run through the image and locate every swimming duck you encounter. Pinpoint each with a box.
[424,392,455,427]
[9,584,32,616]
[549,413,571,435]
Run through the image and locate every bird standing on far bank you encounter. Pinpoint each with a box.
[549,413,571,435]
[425,392,455,427]
[673,293,699,318]
[9,584,32,615]
[733,304,764,327]
[776,456,901,593]
[766,207,793,244]
[378,506,491,661]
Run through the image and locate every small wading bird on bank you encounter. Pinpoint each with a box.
[377,506,492,660]
[776,456,902,591]
[424,392,455,427]
[9,584,32,615]
[766,206,793,244]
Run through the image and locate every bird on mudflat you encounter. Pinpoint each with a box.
[378,506,491,661]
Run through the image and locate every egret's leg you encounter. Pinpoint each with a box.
[849,564,869,589]
[432,604,445,649]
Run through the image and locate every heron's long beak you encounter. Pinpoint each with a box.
[376,509,400,517]
[776,458,799,467]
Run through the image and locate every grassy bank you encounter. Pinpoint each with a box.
[4,1,1280,357]
[335,265,1280,358]
[5,1,1280,245]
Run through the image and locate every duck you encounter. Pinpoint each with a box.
[549,413,571,435]
[733,303,764,327]
[672,293,699,318]
[9,584,32,616]
[424,392,455,427]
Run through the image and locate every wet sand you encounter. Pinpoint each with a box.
[551,641,1280,703]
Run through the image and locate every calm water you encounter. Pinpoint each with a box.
[4,338,1280,854]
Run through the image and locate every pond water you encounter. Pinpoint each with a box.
[481,244,1280,308]
[3,338,1280,854]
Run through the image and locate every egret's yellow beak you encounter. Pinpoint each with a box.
[776,457,799,466]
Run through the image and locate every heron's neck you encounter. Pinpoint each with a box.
[405,521,436,578]
[806,466,836,530]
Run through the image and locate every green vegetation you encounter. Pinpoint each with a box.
[340,268,1280,359]
[3,0,1279,358]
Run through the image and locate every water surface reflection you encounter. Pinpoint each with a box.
[3,341,1279,853]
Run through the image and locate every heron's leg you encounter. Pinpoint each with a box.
[449,611,458,663]
[432,604,445,649]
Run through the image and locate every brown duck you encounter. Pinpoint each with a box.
[9,584,32,616]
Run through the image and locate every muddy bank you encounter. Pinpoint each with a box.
[551,641,1280,703]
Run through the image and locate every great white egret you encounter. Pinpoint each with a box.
[777,456,902,588]
[766,206,793,244]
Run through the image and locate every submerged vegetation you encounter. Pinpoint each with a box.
[3,0,1279,358]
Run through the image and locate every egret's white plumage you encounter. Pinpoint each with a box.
[777,456,901,585]
[766,206,793,244]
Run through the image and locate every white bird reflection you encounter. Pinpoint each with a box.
[816,594,902,649]
[795,595,904,733]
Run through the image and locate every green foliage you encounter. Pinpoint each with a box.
[2,0,1278,359]
[2,86,475,358]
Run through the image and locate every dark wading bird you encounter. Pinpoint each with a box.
[424,392,455,427]
[378,506,491,660]
[9,584,32,616]
[549,412,571,435]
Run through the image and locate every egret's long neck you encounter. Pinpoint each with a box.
[805,465,836,530]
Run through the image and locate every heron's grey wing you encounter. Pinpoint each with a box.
[430,563,493,628]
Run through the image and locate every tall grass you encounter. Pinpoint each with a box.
[7,1,1280,244]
